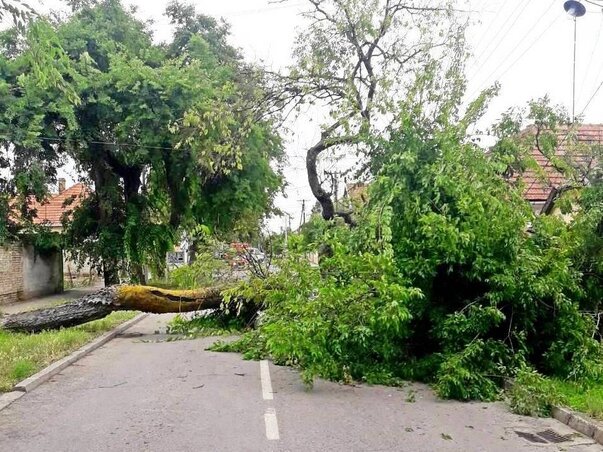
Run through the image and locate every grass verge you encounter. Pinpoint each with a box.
[508,368,603,421]
[550,379,603,421]
[0,311,137,392]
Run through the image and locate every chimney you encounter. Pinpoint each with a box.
[58,178,66,194]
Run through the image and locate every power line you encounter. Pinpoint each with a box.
[469,0,532,79]
[470,0,557,91]
[227,1,305,17]
[579,78,603,116]
[580,12,603,112]
[471,1,521,65]
[470,0,507,59]
[0,135,177,151]
[577,11,603,105]
[468,13,561,100]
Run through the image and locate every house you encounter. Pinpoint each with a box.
[0,180,92,305]
[25,179,89,232]
[514,124,601,216]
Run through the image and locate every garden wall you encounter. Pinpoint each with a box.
[0,242,63,305]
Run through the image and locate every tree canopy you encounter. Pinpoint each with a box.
[217,52,603,402]
[275,0,464,222]
[0,0,284,283]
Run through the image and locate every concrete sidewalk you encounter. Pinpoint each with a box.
[0,314,599,452]
[0,285,103,315]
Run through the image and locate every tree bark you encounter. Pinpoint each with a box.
[305,123,357,226]
[0,285,226,333]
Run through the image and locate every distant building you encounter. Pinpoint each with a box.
[511,124,601,215]
[25,179,89,232]
[2,179,96,304]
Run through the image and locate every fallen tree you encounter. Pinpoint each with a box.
[0,286,227,333]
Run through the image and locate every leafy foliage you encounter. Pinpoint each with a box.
[508,368,562,417]
[0,0,283,283]
[214,92,603,400]
[168,313,245,338]
[167,251,231,290]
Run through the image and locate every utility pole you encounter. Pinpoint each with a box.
[573,14,578,121]
[563,1,586,121]
[299,199,307,228]
[283,213,292,254]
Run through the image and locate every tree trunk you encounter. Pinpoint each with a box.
[132,264,147,285]
[0,285,227,333]
[307,141,336,221]
[188,239,197,264]
[306,129,357,226]
[103,261,120,286]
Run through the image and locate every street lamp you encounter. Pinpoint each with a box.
[564,1,586,122]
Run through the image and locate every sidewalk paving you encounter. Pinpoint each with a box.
[0,285,103,315]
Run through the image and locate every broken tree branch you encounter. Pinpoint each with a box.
[0,285,228,333]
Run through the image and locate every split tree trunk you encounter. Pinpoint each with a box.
[0,285,227,333]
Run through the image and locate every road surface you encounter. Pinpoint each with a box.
[0,314,599,452]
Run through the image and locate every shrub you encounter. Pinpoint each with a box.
[508,368,562,417]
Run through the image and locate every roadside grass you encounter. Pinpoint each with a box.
[0,311,137,392]
[508,368,603,421]
[550,379,603,421]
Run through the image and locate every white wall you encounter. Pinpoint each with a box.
[21,245,63,299]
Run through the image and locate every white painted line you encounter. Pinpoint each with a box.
[260,360,274,400]
[264,408,280,441]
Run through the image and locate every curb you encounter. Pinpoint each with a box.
[552,406,603,445]
[0,313,148,411]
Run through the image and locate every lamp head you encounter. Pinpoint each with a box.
[564,0,586,17]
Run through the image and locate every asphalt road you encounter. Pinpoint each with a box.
[0,314,600,452]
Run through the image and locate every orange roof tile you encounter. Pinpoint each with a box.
[27,183,90,227]
[517,124,602,202]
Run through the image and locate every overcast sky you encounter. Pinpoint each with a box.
[30,0,603,232]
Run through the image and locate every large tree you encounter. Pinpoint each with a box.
[274,0,463,223]
[0,0,283,284]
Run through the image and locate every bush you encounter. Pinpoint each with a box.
[508,368,562,417]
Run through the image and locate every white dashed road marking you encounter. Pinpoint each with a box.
[264,408,280,441]
[260,360,274,400]
[260,360,280,441]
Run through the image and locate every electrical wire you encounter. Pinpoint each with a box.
[577,11,603,105]
[226,2,305,17]
[468,12,561,100]
[486,14,561,84]
[471,1,522,66]
[469,0,507,60]
[470,0,557,89]
[469,0,532,79]
[579,78,603,116]
[0,135,177,151]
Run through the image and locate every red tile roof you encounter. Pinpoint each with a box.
[518,124,603,202]
[27,183,89,227]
